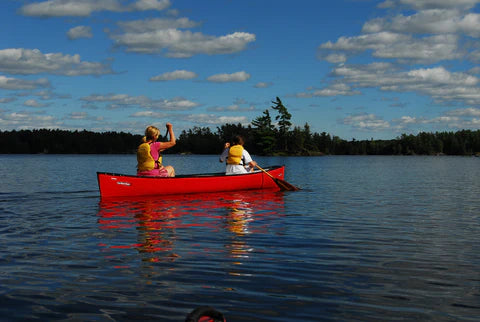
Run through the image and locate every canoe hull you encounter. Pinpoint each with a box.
[97,165,285,197]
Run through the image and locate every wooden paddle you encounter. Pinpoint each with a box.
[256,165,300,191]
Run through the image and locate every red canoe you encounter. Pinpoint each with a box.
[97,165,286,197]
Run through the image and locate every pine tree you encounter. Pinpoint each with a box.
[271,97,292,152]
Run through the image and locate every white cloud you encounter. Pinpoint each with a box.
[320,32,460,63]
[315,64,480,106]
[68,111,87,119]
[207,71,250,83]
[446,107,480,117]
[24,99,49,107]
[323,53,347,64]
[207,104,255,112]
[150,70,198,81]
[0,110,60,130]
[20,0,170,17]
[391,108,480,131]
[0,75,51,90]
[111,18,255,57]
[0,97,16,103]
[379,0,479,10]
[131,110,168,118]
[117,17,199,32]
[407,67,477,85]
[254,82,272,88]
[81,93,199,110]
[131,0,171,11]
[67,26,93,40]
[65,111,104,121]
[0,48,114,76]
[297,83,360,98]
[184,114,248,125]
[363,10,480,37]
[342,113,390,131]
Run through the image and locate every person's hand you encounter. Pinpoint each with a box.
[224,142,230,149]
[250,161,257,168]
[166,122,173,129]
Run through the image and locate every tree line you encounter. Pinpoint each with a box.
[1,97,480,155]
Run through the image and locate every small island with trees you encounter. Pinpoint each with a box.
[1,97,480,156]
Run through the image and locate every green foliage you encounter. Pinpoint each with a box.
[270,97,292,152]
[0,129,141,154]
[251,109,276,155]
[173,127,221,154]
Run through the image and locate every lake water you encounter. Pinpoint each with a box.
[0,154,479,321]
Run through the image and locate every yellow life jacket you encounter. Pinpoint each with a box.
[137,143,162,171]
[227,145,244,165]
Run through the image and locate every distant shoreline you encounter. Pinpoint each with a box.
[1,128,480,156]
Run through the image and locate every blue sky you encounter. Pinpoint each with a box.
[1,0,480,140]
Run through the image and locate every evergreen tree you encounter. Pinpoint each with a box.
[251,109,276,155]
[271,97,292,152]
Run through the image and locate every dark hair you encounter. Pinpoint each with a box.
[231,135,244,146]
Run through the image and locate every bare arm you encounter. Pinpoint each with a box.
[159,123,176,151]
[219,142,230,162]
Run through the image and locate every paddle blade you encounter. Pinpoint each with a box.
[274,178,300,191]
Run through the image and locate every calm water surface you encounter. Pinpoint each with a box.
[0,155,479,321]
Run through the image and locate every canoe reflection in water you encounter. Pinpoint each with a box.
[97,191,285,264]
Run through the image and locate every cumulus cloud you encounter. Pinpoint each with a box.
[0,97,16,103]
[446,107,480,117]
[207,104,255,112]
[67,26,93,40]
[207,71,250,83]
[81,93,199,110]
[314,0,480,134]
[391,107,480,131]
[254,82,272,88]
[323,53,347,64]
[20,0,170,17]
[297,61,480,106]
[320,32,460,63]
[327,64,480,105]
[0,110,59,130]
[183,114,248,125]
[296,83,360,98]
[378,0,479,10]
[0,48,114,76]
[65,111,104,121]
[117,17,199,32]
[363,9,480,37]
[131,0,171,11]
[150,70,198,81]
[342,113,391,131]
[24,99,50,107]
[0,75,51,90]
[110,17,255,57]
[130,110,168,118]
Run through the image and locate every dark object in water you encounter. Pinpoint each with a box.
[185,306,226,322]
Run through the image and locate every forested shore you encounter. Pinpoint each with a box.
[1,98,480,156]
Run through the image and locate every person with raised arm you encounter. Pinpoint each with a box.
[137,123,176,177]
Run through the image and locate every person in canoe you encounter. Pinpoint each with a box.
[219,135,257,175]
[137,123,176,177]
